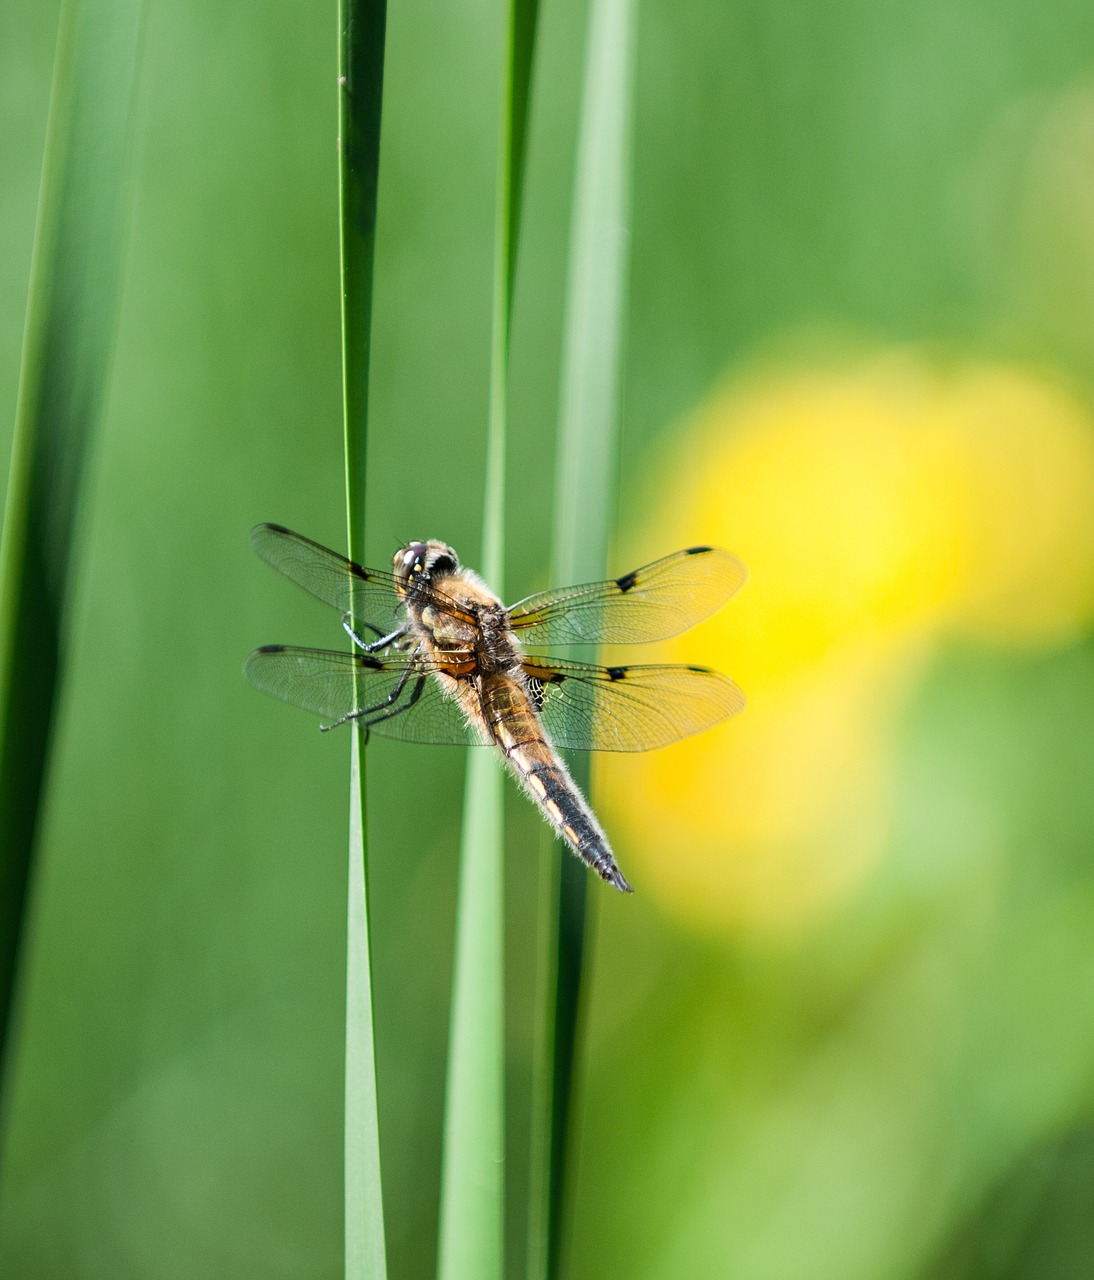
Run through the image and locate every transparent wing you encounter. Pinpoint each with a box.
[522,657,745,752]
[250,523,409,636]
[243,645,480,745]
[507,546,747,645]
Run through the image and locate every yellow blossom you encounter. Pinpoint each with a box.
[599,354,1094,935]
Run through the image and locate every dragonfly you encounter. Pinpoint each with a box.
[244,523,747,893]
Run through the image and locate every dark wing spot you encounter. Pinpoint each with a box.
[684,545,714,555]
[615,570,639,593]
[548,671,566,683]
[606,666,627,682]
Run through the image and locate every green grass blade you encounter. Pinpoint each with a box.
[345,734,385,1280]
[0,0,144,1112]
[337,3,389,1277]
[437,749,506,1280]
[506,0,540,309]
[437,4,539,1279]
[527,3,635,1277]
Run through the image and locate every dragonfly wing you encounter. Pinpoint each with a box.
[250,524,408,636]
[507,546,747,645]
[243,645,479,745]
[522,657,745,752]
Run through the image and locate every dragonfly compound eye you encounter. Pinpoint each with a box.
[395,541,430,586]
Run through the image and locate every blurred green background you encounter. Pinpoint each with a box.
[3,1,1094,1278]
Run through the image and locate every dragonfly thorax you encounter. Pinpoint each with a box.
[473,602,520,675]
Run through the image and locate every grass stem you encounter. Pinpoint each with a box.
[337,3,389,1276]
[527,3,635,1275]
[437,4,539,1278]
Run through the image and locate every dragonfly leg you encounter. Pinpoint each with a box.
[342,612,407,653]
[340,613,383,644]
[319,662,420,732]
[358,672,426,733]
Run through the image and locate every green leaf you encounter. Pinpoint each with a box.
[527,2,635,1277]
[337,3,389,1278]
[437,749,506,1280]
[0,0,145,1113]
[436,4,540,1279]
[345,734,386,1280]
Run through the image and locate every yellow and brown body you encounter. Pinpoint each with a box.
[400,547,632,892]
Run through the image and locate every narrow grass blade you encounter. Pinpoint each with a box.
[345,733,385,1280]
[337,3,389,1277]
[506,0,541,308]
[437,748,506,1280]
[437,4,539,1279]
[527,3,635,1277]
[0,0,144,1115]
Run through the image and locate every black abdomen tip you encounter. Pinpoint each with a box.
[600,861,634,893]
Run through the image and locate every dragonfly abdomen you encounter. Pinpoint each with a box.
[480,675,634,893]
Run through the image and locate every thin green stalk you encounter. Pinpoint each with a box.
[337,3,389,1278]
[527,3,635,1277]
[437,747,505,1280]
[0,0,144,1125]
[437,4,539,1279]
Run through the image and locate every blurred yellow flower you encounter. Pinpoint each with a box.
[599,353,1094,935]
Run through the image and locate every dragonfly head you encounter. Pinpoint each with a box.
[393,540,460,593]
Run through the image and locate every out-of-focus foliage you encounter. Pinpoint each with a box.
[1,1,1094,1279]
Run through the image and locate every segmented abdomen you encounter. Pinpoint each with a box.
[477,673,633,893]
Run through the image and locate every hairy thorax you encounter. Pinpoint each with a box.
[411,573,523,678]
